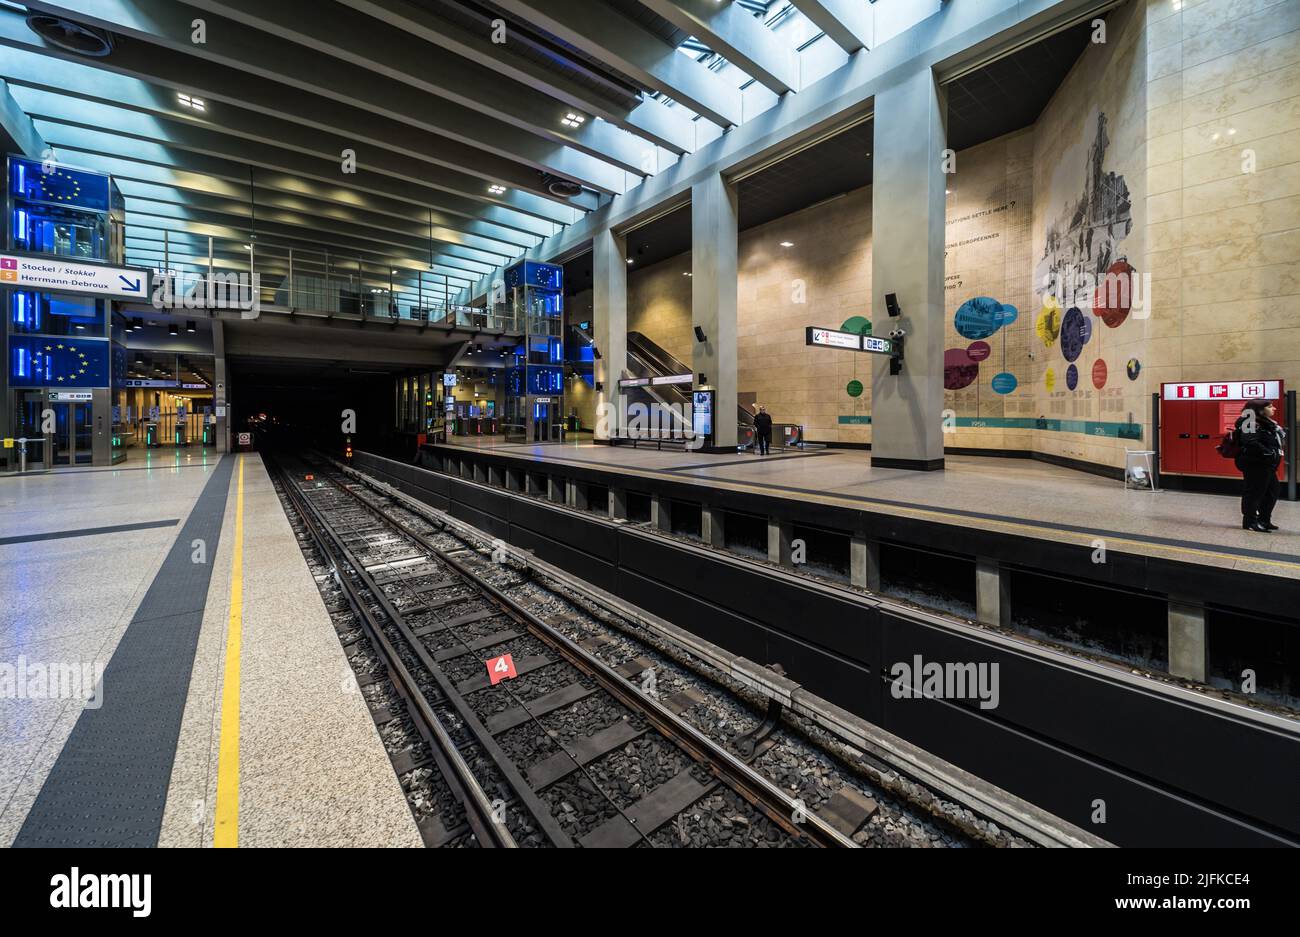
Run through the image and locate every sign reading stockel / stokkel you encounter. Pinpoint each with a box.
[0,253,150,299]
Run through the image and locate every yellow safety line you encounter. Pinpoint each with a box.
[213,455,245,847]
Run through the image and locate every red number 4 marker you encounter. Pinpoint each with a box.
[486,654,517,685]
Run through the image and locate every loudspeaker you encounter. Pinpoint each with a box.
[693,325,707,343]
[885,292,901,317]
[698,373,707,385]
[592,346,602,360]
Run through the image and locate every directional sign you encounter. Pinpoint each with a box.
[807,327,895,357]
[806,326,861,350]
[0,253,150,299]
[486,653,517,685]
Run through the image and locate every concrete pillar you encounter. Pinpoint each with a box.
[851,534,880,591]
[568,478,588,510]
[975,558,1010,628]
[593,227,627,442]
[609,487,628,520]
[702,505,726,548]
[212,319,229,453]
[692,173,738,448]
[869,67,947,471]
[1168,600,1208,683]
[768,516,792,566]
[651,493,672,531]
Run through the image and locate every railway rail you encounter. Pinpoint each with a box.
[269,451,866,848]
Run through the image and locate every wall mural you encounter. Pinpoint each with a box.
[942,112,1140,413]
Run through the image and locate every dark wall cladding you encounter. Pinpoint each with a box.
[352,449,1300,846]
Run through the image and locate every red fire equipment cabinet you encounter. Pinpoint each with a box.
[1159,380,1286,481]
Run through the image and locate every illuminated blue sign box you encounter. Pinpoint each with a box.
[10,336,109,387]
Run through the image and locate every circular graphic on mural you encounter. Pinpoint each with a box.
[1045,368,1057,392]
[1093,259,1136,328]
[1060,306,1093,363]
[1036,297,1063,347]
[991,372,1018,395]
[846,379,864,398]
[840,315,872,335]
[955,297,1015,340]
[967,340,992,362]
[1126,358,1142,381]
[1092,359,1108,389]
[944,348,979,390]
[1066,364,1080,391]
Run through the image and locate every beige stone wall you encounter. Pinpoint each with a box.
[1143,0,1300,414]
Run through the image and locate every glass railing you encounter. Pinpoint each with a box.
[132,232,520,331]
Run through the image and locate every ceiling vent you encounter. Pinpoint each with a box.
[26,14,115,57]
[542,173,583,199]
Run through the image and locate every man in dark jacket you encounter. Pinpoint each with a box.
[1235,399,1285,532]
[753,405,773,456]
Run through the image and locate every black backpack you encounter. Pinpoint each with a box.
[1217,429,1240,459]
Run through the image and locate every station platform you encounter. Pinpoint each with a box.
[0,453,419,848]
[438,437,1300,582]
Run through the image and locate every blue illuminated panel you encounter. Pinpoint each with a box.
[504,260,563,292]
[527,365,563,395]
[9,336,109,387]
[10,158,112,211]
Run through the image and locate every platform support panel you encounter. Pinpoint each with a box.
[768,516,792,566]
[609,487,628,520]
[547,476,564,503]
[702,505,725,548]
[1168,600,1208,683]
[505,466,523,491]
[652,493,672,532]
[975,558,1010,628]
[568,479,588,510]
[852,534,880,591]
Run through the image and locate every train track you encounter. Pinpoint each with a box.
[269,452,860,848]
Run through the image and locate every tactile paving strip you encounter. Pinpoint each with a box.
[12,456,235,847]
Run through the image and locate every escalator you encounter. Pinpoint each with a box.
[625,331,755,450]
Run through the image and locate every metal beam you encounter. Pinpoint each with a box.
[338,0,697,155]
[639,0,800,94]
[187,0,656,176]
[16,89,566,242]
[114,178,531,259]
[49,147,557,243]
[0,25,589,220]
[23,0,627,195]
[121,194,511,270]
[31,120,573,250]
[792,0,874,54]
[491,0,743,127]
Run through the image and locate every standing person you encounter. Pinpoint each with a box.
[1235,399,1285,532]
[753,405,773,456]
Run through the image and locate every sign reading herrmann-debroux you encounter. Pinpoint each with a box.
[0,253,150,299]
